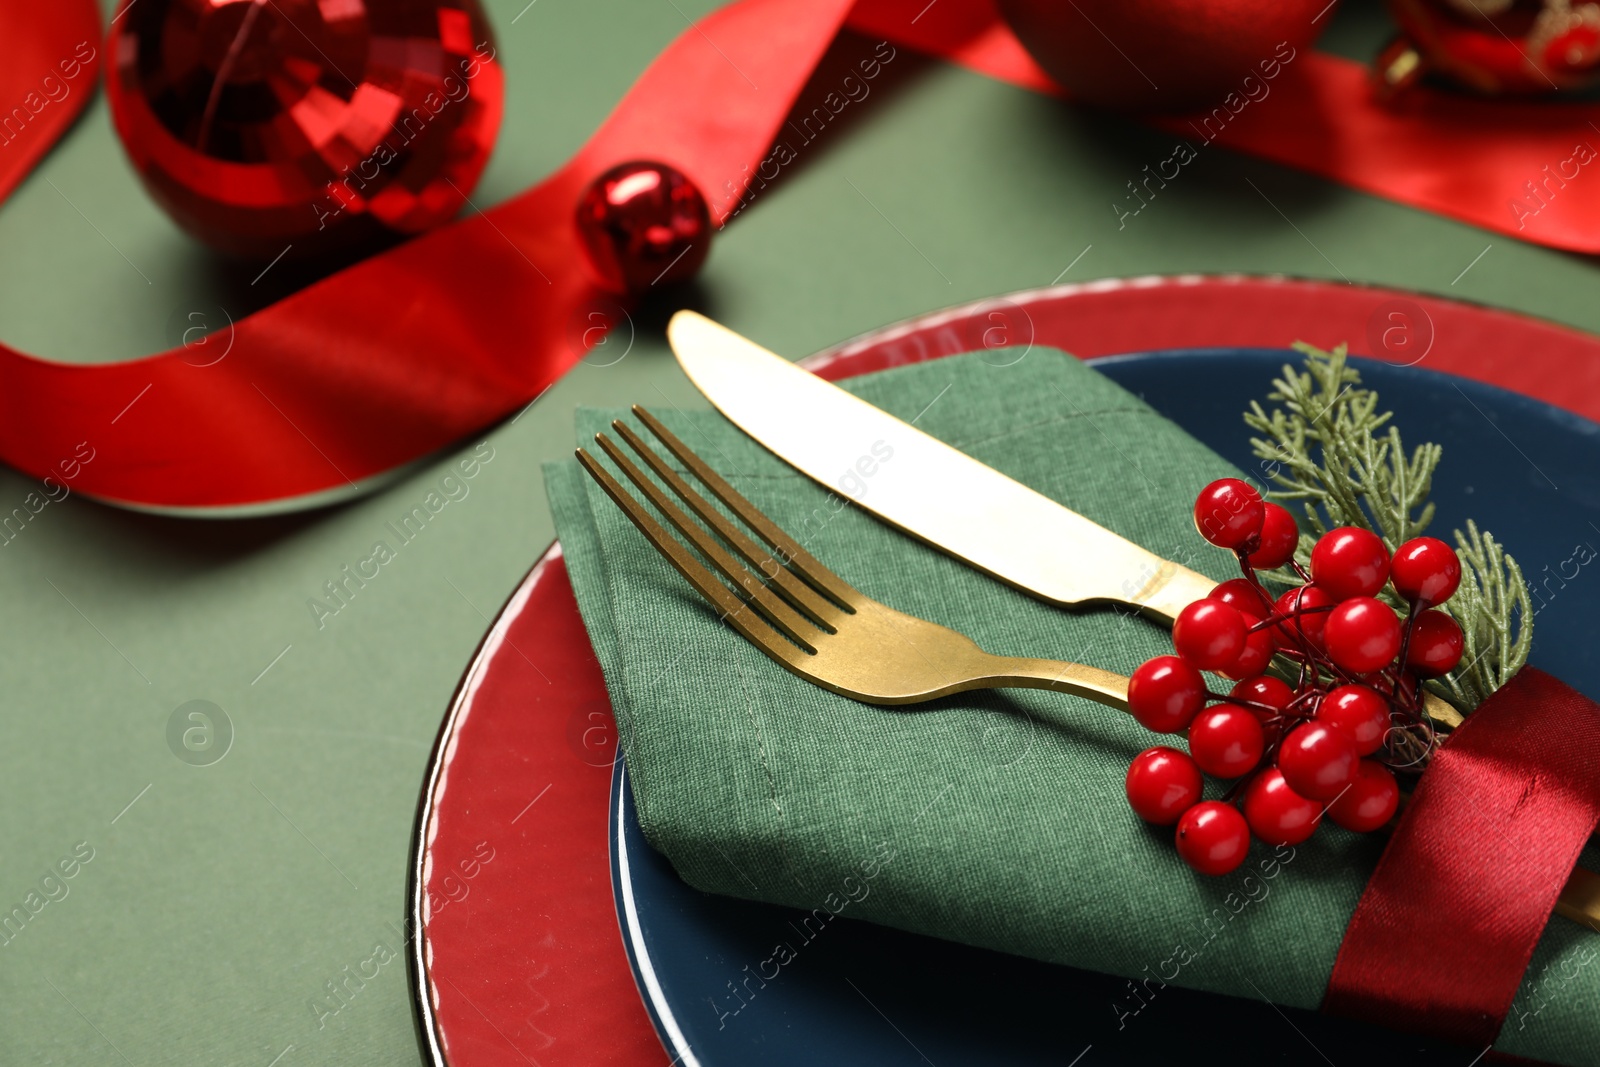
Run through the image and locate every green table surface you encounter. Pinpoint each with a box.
[2,1,1596,1063]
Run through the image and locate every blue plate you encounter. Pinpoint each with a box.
[610,350,1600,1066]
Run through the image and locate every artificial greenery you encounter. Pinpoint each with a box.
[1243,342,1533,714]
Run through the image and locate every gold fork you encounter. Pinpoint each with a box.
[575,405,1600,933]
[576,406,1131,710]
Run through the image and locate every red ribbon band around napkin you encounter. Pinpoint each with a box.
[1322,666,1600,1048]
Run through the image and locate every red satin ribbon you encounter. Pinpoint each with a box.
[1322,667,1600,1048]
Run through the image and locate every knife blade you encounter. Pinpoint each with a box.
[666,310,1216,624]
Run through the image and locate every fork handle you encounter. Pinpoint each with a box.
[975,658,1132,711]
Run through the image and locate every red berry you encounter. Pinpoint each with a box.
[1245,503,1299,570]
[1278,722,1359,802]
[1243,768,1324,846]
[1324,597,1403,674]
[1316,684,1389,756]
[1187,706,1265,778]
[1173,600,1247,671]
[1310,527,1391,600]
[1326,760,1400,833]
[1127,655,1207,733]
[1406,609,1464,676]
[1193,478,1264,550]
[1175,801,1251,876]
[1391,537,1461,606]
[1125,747,1204,825]
[1274,584,1334,648]
[1218,627,1276,681]
[1211,578,1271,620]
[1229,675,1294,744]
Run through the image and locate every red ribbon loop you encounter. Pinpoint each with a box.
[1323,666,1600,1047]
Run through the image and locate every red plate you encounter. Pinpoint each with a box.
[409,275,1600,1066]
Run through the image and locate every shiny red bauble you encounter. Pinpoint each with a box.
[1391,537,1462,605]
[1406,609,1465,676]
[1211,578,1271,619]
[1173,600,1247,671]
[1245,502,1300,570]
[997,0,1332,111]
[1191,478,1264,550]
[575,161,712,293]
[1243,768,1324,847]
[106,0,503,258]
[1385,0,1600,96]
[1316,684,1389,756]
[1175,801,1251,876]
[1187,706,1265,778]
[1278,721,1359,802]
[1324,597,1403,674]
[1128,655,1207,733]
[1274,584,1334,648]
[1310,527,1391,600]
[1125,746,1204,824]
[1327,760,1400,833]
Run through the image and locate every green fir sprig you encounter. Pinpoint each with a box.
[1243,342,1532,714]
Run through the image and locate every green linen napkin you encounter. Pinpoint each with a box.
[544,349,1600,1064]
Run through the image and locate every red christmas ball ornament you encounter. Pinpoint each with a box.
[997,0,1333,111]
[1243,768,1324,847]
[1175,801,1251,876]
[576,161,712,293]
[1381,0,1600,97]
[1125,746,1204,824]
[106,0,504,259]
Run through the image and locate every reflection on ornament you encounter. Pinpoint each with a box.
[574,162,712,294]
[106,0,504,259]
[1383,0,1600,95]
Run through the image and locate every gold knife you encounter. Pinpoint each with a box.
[665,311,1463,729]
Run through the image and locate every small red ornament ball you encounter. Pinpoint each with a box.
[1246,503,1300,570]
[1310,527,1391,600]
[1323,597,1402,674]
[1128,655,1207,733]
[1279,721,1359,802]
[1173,600,1247,671]
[576,161,712,293]
[1316,684,1389,756]
[1327,760,1400,833]
[1192,478,1264,550]
[1384,0,1600,96]
[1243,768,1324,847]
[1391,537,1461,606]
[1187,706,1265,778]
[997,0,1332,111]
[106,0,503,259]
[1175,801,1251,876]
[1125,746,1204,824]
[1407,609,1465,676]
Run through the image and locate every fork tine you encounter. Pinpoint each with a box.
[610,419,844,632]
[592,432,824,654]
[576,448,806,657]
[632,406,859,611]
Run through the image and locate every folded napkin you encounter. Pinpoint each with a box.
[545,349,1599,1064]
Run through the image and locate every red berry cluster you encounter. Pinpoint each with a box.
[1123,478,1465,876]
